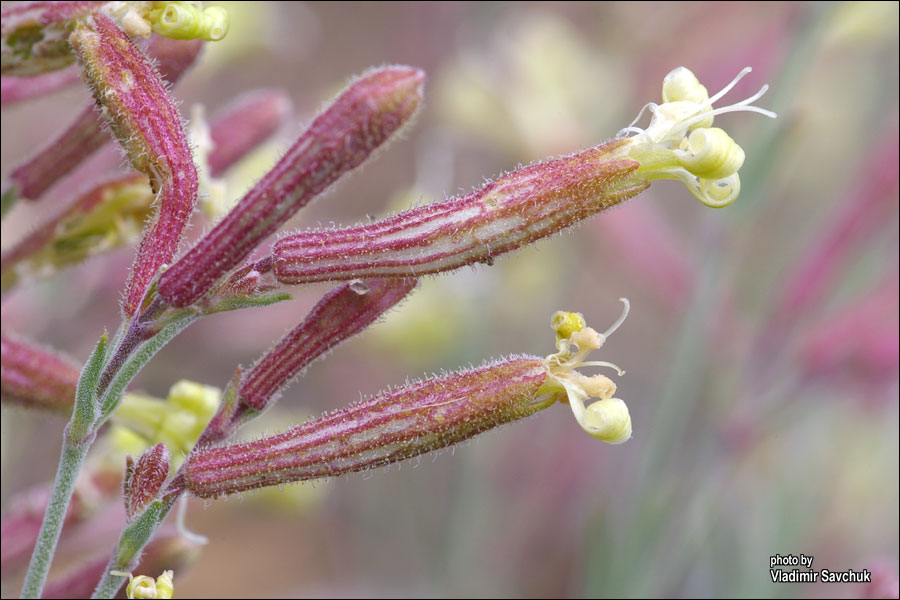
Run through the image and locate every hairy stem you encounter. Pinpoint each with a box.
[18,307,196,598]
[19,438,93,599]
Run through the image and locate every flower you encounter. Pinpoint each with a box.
[110,569,174,600]
[612,66,777,207]
[271,66,775,285]
[183,303,632,498]
[110,380,220,466]
[156,66,425,309]
[538,299,633,443]
[70,13,198,314]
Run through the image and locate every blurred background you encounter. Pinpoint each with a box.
[2,2,898,597]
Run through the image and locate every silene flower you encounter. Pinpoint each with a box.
[270,67,776,285]
[182,301,634,498]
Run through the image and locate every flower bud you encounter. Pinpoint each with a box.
[184,303,632,498]
[124,444,170,522]
[70,14,198,314]
[184,357,551,498]
[239,277,417,411]
[157,66,424,308]
[0,333,80,413]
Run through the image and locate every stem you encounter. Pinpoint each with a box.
[91,567,129,599]
[19,434,93,598]
[91,498,177,599]
[98,313,198,421]
[19,332,109,599]
[19,309,197,599]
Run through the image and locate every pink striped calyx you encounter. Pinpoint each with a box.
[184,357,551,498]
[156,65,424,309]
[0,333,81,413]
[272,141,645,284]
[270,66,777,286]
[70,14,198,316]
[124,443,170,522]
[182,303,633,498]
[239,277,418,412]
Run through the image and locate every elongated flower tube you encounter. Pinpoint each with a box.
[9,35,202,203]
[156,65,424,309]
[273,144,645,283]
[0,333,80,413]
[2,93,287,292]
[183,304,631,498]
[272,66,774,284]
[239,277,418,412]
[70,14,198,315]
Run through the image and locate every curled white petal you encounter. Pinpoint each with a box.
[582,398,632,444]
[675,127,745,180]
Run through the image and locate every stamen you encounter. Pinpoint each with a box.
[619,102,659,137]
[705,66,753,106]
[680,84,776,132]
[577,361,625,376]
[602,298,631,338]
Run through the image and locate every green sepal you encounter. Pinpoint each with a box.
[114,498,166,571]
[202,292,292,316]
[69,331,108,442]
